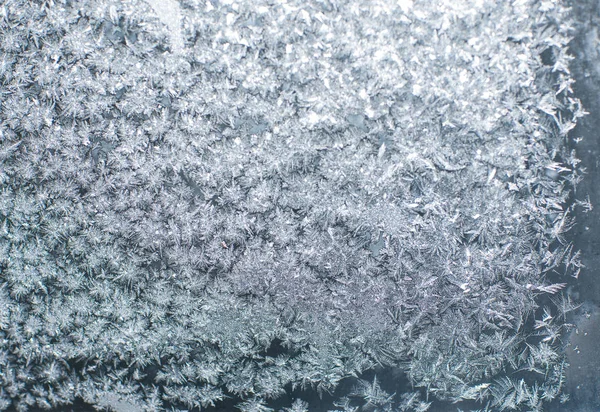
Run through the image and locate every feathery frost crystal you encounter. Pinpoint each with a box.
[0,0,584,410]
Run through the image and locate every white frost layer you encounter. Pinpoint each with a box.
[144,0,184,52]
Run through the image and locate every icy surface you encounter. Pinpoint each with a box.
[0,0,585,411]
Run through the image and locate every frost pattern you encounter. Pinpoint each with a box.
[0,0,584,411]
